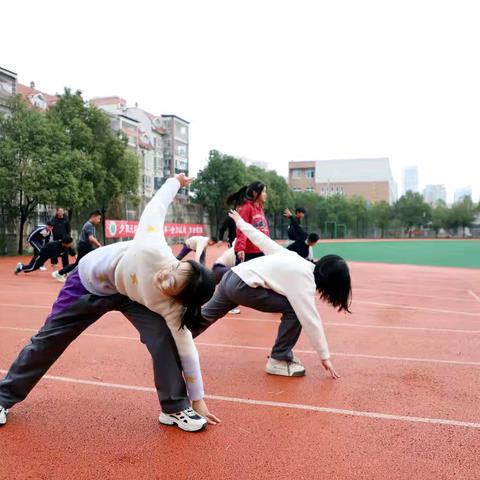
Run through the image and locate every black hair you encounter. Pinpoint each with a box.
[62,234,73,244]
[226,181,266,207]
[295,207,306,214]
[46,221,54,227]
[89,210,102,218]
[173,260,216,331]
[210,236,218,243]
[307,233,320,243]
[313,254,352,313]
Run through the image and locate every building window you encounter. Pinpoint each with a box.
[293,188,301,192]
[306,169,315,178]
[305,187,314,192]
[291,169,302,179]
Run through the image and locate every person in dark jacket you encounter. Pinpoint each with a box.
[284,208,319,260]
[287,207,306,241]
[50,208,74,269]
[15,236,74,274]
[26,222,54,271]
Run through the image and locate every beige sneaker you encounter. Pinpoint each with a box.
[265,356,306,377]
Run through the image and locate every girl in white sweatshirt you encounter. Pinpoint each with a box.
[0,174,220,432]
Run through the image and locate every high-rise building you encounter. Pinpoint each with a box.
[0,67,17,115]
[402,166,418,194]
[423,184,447,205]
[288,158,396,204]
[454,186,473,203]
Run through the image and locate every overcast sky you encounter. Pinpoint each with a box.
[3,0,479,202]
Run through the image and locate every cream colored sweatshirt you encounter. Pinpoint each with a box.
[231,219,330,359]
[78,178,204,400]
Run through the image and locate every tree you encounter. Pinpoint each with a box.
[370,201,392,238]
[449,196,477,237]
[47,89,139,218]
[430,200,449,237]
[190,150,247,234]
[394,192,432,237]
[0,96,74,253]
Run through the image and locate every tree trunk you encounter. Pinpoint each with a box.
[18,213,26,255]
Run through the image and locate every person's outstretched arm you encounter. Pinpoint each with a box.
[229,210,283,255]
[134,173,191,247]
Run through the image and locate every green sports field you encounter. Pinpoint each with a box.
[312,240,480,269]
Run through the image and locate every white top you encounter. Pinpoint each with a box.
[78,178,204,400]
[185,236,209,263]
[232,219,330,360]
[214,240,236,267]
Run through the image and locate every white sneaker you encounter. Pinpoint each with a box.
[14,262,23,275]
[0,406,8,426]
[39,266,47,271]
[228,308,241,314]
[265,356,306,377]
[159,407,207,432]
[52,271,66,282]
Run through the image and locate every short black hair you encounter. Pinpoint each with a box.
[46,221,54,227]
[62,235,73,244]
[307,233,320,243]
[313,254,352,313]
[89,210,102,218]
[295,207,306,214]
[210,236,218,243]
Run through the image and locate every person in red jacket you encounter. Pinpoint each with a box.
[226,181,269,263]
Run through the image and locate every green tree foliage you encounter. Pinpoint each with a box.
[0,96,75,253]
[448,196,478,237]
[47,89,139,216]
[369,201,392,238]
[394,191,432,237]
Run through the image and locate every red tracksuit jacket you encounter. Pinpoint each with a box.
[234,200,270,255]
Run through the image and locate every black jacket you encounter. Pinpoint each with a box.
[40,240,69,259]
[219,216,236,245]
[286,217,309,259]
[50,215,71,241]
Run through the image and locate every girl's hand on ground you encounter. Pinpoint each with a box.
[321,359,340,379]
[228,210,242,223]
[192,399,221,425]
[175,173,193,188]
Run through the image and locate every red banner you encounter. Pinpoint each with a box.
[105,220,205,239]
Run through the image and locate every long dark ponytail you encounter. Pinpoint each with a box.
[173,260,216,331]
[226,181,266,207]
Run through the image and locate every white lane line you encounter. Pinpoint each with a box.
[355,287,477,303]
[0,369,478,429]
[354,301,480,317]
[1,326,479,367]
[468,290,480,304]
[196,342,480,367]
[3,300,479,317]
[226,317,480,334]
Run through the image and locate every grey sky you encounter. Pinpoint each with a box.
[4,0,479,202]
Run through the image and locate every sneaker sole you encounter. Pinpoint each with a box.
[159,416,207,432]
[265,367,306,377]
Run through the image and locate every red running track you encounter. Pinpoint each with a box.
[0,248,480,480]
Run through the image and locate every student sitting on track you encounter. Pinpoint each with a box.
[176,235,218,265]
[14,235,74,275]
[192,210,351,378]
[0,173,220,432]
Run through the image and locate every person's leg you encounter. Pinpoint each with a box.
[21,253,49,273]
[58,242,92,276]
[119,301,189,414]
[199,249,206,265]
[203,271,302,361]
[0,271,121,410]
[212,263,231,285]
[176,244,191,261]
[244,252,264,262]
[61,250,70,269]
